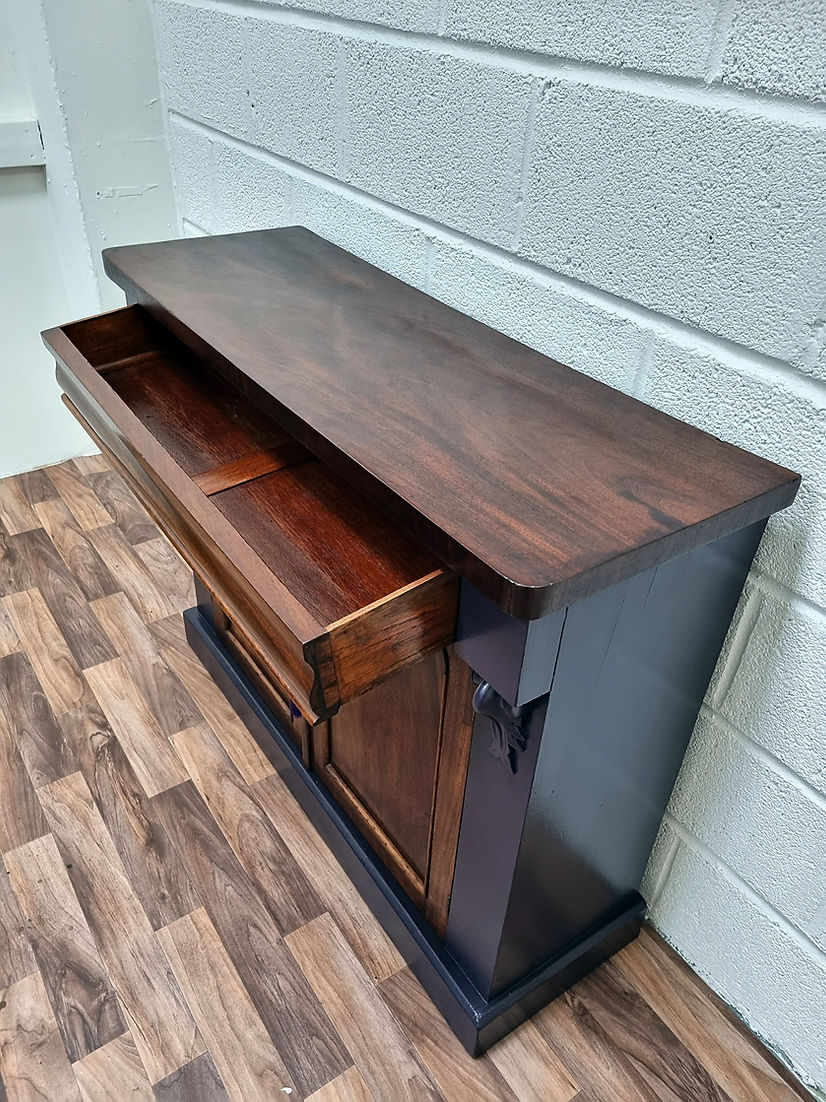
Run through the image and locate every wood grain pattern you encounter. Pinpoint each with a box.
[134,536,195,615]
[3,588,83,713]
[86,467,158,545]
[0,861,37,989]
[57,683,201,931]
[84,659,187,797]
[72,1032,154,1102]
[0,603,19,658]
[306,1066,373,1102]
[157,908,297,1102]
[4,835,126,1062]
[91,592,201,737]
[13,528,117,672]
[286,914,439,1102]
[36,772,204,1082]
[34,497,120,602]
[0,971,82,1102]
[16,467,60,506]
[0,457,807,1101]
[254,772,404,984]
[152,1053,229,1102]
[100,227,799,618]
[614,930,806,1102]
[157,627,275,784]
[487,1018,579,1102]
[152,782,350,1097]
[0,709,48,854]
[46,462,111,530]
[192,441,309,496]
[0,477,39,535]
[70,454,110,477]
[380,967,517,1102]
[87,525,177,622]
[0,651,74,788]
[170,723,323,935]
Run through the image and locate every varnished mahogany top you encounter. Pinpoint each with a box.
[103,227,799,619]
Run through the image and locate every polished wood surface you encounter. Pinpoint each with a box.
[101,227,799,618]
[44,312,457,719]
[0,459,810,1100]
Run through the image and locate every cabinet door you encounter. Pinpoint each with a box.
[312,651,475,928]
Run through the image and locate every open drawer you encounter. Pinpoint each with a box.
[43,306,458,722]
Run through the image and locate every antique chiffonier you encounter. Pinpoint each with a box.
[43,227,799,1054]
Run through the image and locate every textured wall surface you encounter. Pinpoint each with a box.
[151,0,826,1089]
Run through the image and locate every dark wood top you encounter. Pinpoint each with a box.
[102,227,799,619]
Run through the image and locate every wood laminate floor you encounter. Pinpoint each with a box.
[0,457,811,1102]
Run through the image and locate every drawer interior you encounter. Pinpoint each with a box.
[52,306,458,718]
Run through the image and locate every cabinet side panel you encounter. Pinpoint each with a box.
[489,520,766,995]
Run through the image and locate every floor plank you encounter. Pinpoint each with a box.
[152,1052,229,1102]
[57,684,201,931]
[85,468,158,545]
[381,967,518,1102]
[0,863,37,989]
[45,463,111,530]
[72,1031,154,1102]
[4,835,126,1062]
[614,930,807,1102]
[306,1066,373,1102]
[70,455,110,478]
[286,914,440,1102]
[0,605,20,659]
[36,773,204,1082]
[0,651,74,789]
[152,782,351,1097]
[33,498,120,603]
[0,478,39,536]
[535,982,664,1102]
[134,536,196,614]
[0,971,82,1102]
[84,659,187,798]
[158,631,276,784]
[157,908,297,1102]
[570,960,729,1102]
[87,525,176,622]
[171,722,323,935]
[12,529,116,672]
[0,710,48,856]
[16,468,59,507]
[3,588,84,713]
[254,773,404,984]
[91,592,202,738]
[487,1018,580,1102]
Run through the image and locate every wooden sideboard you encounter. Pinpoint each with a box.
[43,227,800,1054]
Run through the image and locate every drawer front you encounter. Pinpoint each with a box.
[45,306,457,721]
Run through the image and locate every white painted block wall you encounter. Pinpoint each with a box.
[150,0,826,1090]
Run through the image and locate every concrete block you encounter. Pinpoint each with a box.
[428,240,645,390]
[246,20,342,174]
[722,0,826,103]
[520,81,826,366]
[641,819,682,907]
[245,0,440,33]
[213,143,293,233]
[167,118,214,231]
[650,843,826,1090]
[155,2,251,137]
[343,41,531,246]
[753,481,826,610]
[641,339,826,496]
[667,711,826,928]
[714,584,826,795]
[291,181,429,289]
[443,0,718,77]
